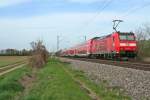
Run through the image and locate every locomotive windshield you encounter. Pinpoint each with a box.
[119,34,135,40]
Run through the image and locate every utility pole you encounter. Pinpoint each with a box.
[113,20,123,32]
[57,36,59,51]
[84,36,87,42]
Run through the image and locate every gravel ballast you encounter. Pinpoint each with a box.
[60,58,150,100]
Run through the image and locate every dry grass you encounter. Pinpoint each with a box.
[0,56,28,67]
[143,57,150,62]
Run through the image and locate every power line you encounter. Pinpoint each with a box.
[86,0,114,25]
[120,1,150,19]
[79,0,114,32]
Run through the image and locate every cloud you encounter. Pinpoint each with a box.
[0,12,148,35]
[0,0,30,8]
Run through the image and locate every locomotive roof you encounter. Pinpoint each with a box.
[118,32,134,35]
[91,37,100,40]
[92,34,111,40]
[92,32,134,40]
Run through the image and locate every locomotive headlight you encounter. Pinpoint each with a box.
[129,43,136,46]
[120,43,126,46]
[120,43,137,46]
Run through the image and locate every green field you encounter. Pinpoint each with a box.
[0,56,28,67]
[0,58,131,100]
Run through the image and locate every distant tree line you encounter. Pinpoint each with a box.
[0,49,32,56]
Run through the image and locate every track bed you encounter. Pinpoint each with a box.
[67,57,150,71]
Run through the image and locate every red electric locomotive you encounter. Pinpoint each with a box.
[89,32,137,59]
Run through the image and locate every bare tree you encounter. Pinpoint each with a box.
[30,40,49,68]
[135,27,146,41]
[135,23,150,58]
[143,23,150,39]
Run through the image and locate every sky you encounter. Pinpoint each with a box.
[0,0,150,51]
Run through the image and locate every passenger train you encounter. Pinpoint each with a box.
[61,31,137,60]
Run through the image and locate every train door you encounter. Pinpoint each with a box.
[87,40,92,55]
[112,36,115,51]
[90,39,94,54]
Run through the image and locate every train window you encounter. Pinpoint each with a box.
[120,35,126,40]
[127,35,135,40]
[119,34,135,40]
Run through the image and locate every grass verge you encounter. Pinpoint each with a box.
[64,62,131,100]
[0,65,31,100]
[21,58,91,100]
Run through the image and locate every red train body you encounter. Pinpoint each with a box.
[61,32,137,59]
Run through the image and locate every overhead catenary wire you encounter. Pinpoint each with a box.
[85,0,114,25]
[79,0,114,32]
[77,0,150,42]
[107,0,150,31]
[119,1,150,19]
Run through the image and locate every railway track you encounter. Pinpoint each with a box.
[0,61,27,76]
[68,58,150,71]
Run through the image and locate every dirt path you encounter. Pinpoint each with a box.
[60,63,100,100]
[0,63,27,76]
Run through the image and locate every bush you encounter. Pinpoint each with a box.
[30,40,49,68]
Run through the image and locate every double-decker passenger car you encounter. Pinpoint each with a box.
[61,32,137,59]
